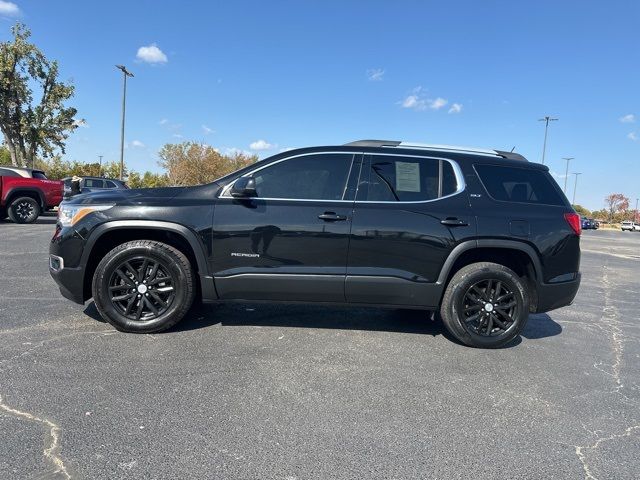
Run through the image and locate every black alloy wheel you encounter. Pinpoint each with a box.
[108,256,176,321]
[460,279,518,336]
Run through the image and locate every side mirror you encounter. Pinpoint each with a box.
[230,176,257,198]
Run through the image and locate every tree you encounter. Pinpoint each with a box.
[572,204,591,217]
[0,144,10,165]
[158,142,257,186]
[0,23,79,167]
[604,193,630,222]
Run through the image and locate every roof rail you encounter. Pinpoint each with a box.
[344,139,528,161]
[344,140,401,147]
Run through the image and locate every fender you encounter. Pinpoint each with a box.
[80,220,210,276]
[436,238,543,286]
[4,187,46,207]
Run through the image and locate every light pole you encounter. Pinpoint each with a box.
[538,116,558,165]
[116,65,134,180]
[572,172,582,206]
[562,157,574,193]
[635,198,639,222]
[98,155,103,177]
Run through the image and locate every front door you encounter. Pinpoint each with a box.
[211,152,359,302]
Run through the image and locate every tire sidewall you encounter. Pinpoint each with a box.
[93,244,191,333]
[446,265,529,348]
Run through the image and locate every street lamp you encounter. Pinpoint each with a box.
[115,65,134,180]
[572,172,582,206]
[635,198,639,222]
[562,157,574,193]
[98,155,103,177]
[538,116,558,165]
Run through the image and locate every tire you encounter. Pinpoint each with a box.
[92,240,196,333]
[440,262,529,348]
[8,196,40,224]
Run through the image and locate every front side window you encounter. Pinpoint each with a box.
[105,181,117,188]
[250,153,353,200]
[474,164,565,205]
[358,155,459,202]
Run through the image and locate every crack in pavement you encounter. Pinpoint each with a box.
[0,394,71,479]
[574,425,640,480]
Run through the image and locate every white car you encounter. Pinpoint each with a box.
[621,221,640,232]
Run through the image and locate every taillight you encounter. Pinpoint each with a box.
[564,212,582,235]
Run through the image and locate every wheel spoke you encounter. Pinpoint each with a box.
[149,276,171,286]
[464,312,482,324]
[124,295,136,315]
[115,269,135,286]
[139,258,149,282]
[135,298,143,320]
[149,290,167,307]
[492,281,502,302]
[146,262,159,283]
[485,315,493,334]
[472,285,489,302]
[494,307,514,323]
[112,292,135,302]
[464,304,482,314]
[491,314,508,330]
[497,301,517,310]
[145,297,159,315]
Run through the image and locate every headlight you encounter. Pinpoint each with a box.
[58,203,113,227]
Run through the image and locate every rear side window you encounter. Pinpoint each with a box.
[358,155,460,202]
[475,164,565,206]
[85,179,104,188]
[32,171,47,179]
[105,180,117,188]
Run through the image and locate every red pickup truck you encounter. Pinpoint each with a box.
[0,166,63,223]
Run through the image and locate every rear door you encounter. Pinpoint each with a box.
[211,152,360,302]
[346,153,475,306]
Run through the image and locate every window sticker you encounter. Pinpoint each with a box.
[395,161,420,192]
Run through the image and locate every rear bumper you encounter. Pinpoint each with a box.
[535,273,581,313]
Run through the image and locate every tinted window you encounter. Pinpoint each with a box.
[0,168,20,177]
[252,153,353,200]
[32,171,47,179]
[105,180,117,188]
[475,165,565,205]
[359,155,459,202]
[84,179,104,188]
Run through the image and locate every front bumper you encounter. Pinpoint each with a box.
[49,258,85,304]
[535,273,581,313]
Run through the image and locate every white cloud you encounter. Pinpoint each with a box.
[0,1,20,16]
[202,125,214,135]
[628,132,638,141]
[73,119,89,128]
[136,44,168,64]
[225,147,254,157]
[367,68,385,81]
[620,114,635,123]
[448,103,463,114]
[399,87,448,111]
[250,139,275,150]
[130,140,145,148]
[159,118,169,125]
[172,134,183,139]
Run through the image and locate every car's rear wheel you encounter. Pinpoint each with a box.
[8,196,40,224]
[92,240,195,333]
[440,262,529,348]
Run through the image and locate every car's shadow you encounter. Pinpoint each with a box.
[83,302,562,348]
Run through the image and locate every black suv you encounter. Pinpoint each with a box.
[49,140,581,348]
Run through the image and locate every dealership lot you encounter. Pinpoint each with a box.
[1,217,639,479]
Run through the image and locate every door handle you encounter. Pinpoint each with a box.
[440,217,469,227]
[318,212,347,221]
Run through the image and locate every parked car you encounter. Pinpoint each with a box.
[63,176,128,198]
[581,217,593,230]
[621,221,640,232]
[590,219,600,229]
[49,140,581,348]
[0,166,63,223]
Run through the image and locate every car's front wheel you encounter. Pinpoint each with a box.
[92,240,196,333]
[8,196,40,224]
[440,262,529,348]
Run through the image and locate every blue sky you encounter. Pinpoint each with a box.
[1,0,638,210]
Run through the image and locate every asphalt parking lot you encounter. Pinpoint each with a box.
[1,216,639,479]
